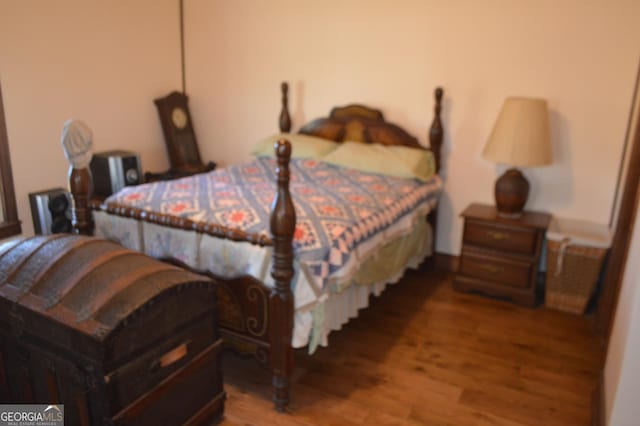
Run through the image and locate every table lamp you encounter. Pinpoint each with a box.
[482,97,552,218]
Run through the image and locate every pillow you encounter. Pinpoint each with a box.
[385,144,437,181]
[252,133,339,159]
[320,141,436,181]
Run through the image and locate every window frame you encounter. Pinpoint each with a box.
[0,81,21,239]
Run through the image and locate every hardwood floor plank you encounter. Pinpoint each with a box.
[409,398,525,426]
[219,267,601,425]
[458,388,590,426]
[416,337,595,408]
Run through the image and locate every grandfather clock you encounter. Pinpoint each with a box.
[147,91,215,181]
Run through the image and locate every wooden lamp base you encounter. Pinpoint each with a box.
[494,168,529,218]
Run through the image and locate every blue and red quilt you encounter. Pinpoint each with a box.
[106,157,442,290]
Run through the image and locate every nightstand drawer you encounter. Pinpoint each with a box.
[459,252,534,289]
[463,220,537,255]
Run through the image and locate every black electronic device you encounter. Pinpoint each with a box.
[90,150,142,197]
[29,188,72,235]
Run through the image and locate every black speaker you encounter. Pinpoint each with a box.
[29,188,73,235]
[90,150,142,197]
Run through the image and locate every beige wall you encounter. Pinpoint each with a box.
[2,0,638,251]
[0,0,181,236]
[184,0,640,254]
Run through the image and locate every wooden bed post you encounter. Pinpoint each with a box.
[68,167,94,235]
[279,82,292,133]
[269,139,296,412]
[429,87,444,173]
[61,120,95,236]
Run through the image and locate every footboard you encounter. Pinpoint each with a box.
[158,257,291,409]
[216,277,271,364]
[159,258,272,365]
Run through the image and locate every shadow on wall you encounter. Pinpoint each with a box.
[293,81,306,132]
[436,191,455,253]
[435,90,453,253]
[427,89,452,253]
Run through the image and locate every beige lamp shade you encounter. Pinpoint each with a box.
[482,97,552,167]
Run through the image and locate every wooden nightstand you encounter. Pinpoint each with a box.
[454,203,551,306]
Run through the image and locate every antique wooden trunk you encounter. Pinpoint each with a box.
[0,234,224,425]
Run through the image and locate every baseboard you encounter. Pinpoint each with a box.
[434,252,459,272]
[592,371,606,426]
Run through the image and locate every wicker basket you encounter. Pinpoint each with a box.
[545,222,610,314]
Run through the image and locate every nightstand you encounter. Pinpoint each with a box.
[454,203,551,306]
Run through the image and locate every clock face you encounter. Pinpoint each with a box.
[171,107,188,130]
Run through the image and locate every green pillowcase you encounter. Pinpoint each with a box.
[252,133,339,159]
[320,141,436,181]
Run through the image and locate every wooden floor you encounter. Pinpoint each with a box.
[219,266,603,425]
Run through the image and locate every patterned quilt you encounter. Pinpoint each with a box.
[106,157,442,291]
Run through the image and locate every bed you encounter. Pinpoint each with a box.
[65,82,445,411]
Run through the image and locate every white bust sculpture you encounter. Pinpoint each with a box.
[61,119,93,169]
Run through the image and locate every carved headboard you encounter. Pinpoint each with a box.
[278,82,444,172]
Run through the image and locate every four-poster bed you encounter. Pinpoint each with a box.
[66,83,445,411]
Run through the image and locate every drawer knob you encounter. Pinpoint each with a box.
[487,231,509,241]
[480,264,503,274]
